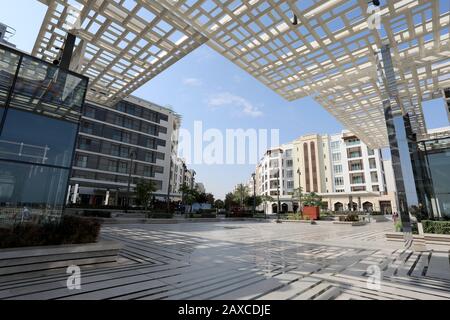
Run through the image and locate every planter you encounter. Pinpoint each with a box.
[0,240,122,278]
[303,206,320,220]
[333,221,367,226]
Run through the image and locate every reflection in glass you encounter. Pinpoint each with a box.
[0,47,20,107]
[0,108,77,167]
[0,161,69,222]
[9,55,87,122]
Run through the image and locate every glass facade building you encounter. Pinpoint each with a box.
[412,136,450,219]
[0,44,88,224]
[69,97,179,207]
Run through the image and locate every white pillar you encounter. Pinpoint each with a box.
[104,190,110,206]
[71,184,79,204]
[66,185,71,204]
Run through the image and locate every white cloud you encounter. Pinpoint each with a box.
[207,92,263,118]
[182,77,203,87]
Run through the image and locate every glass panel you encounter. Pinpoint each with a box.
[0,47,20,107]
[0,161,69,225]
[9,55,87,122]
[0,108,78,167]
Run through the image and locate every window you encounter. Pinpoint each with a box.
[0,109,78,167]
[287,181,294,189]
[120,146,130,158]
[122,132,131,143]
[144,166,152,177]
[0,161,69,216]
[81,121,93,134]
[108,160,117,172]
[286,159,293,167]
[270,159,279,168]
[76,155,88,168]
[286,170,293,178]
[372,185,380,191]
[367,147,375,156]
[285,149,292,157]
[334,177,344,186]
[369,158,377,169]
[123,117,133,129]
[371,172,379,183]
[118,161,128,174]
[332,153,341,161]
[331,141,340,150]
[84,106,95,118]
[333,164,342,174]
[112,130,122,141]
[111,144,120,157]
[145,152,155,163]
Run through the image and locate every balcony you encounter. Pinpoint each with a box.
[350,173,365,185]
[348,159,364,172]
[347,146,362,159]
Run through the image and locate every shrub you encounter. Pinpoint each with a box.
[395,220,402,232]
[82,210,111,218]
[345,213,359,222]
[147,212,173,219]
[422,220,450,235]
[0,215,101,249]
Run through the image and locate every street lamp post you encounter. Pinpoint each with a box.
[297,168,302,213]
[276,168,281,223]
[125,149,137,213]
[251,173,256,217]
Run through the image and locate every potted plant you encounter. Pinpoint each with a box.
[301,192,322,220]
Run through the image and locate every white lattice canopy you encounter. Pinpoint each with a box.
[33,0,207,105]
[34,0,450,148]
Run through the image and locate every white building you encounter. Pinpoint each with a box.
[248,131,398,214]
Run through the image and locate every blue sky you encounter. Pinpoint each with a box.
[1,0,448,200]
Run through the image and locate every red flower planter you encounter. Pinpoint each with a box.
[303,206,320,220]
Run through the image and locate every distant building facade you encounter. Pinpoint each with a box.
[250,131,398,214]
[69,96,182,206]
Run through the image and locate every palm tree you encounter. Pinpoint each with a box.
[234,183,249,207]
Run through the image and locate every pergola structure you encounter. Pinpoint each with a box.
[33,0,450,149]
[32,0,208,105]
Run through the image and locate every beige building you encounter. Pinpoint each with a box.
[247,130,398,214]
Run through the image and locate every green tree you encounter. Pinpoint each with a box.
[135,179,157,211]
[214,199,224,209]
[233,184,249,207]
[301,192,323,207]
[195,192,208,204]
[205,193,215,206]
[244,195,262,208]
[225,192,238,210]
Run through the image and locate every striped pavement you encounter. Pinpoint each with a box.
[0,221,449,300]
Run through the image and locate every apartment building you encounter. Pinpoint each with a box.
[249,131,398,214]
[254,144,296,213]
[170,157,197,200]
[69,96,182,206]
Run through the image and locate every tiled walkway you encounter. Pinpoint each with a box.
[1,221,449,300]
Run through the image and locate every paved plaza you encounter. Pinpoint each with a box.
[1,221,449,300]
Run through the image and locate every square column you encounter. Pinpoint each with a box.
[379,43,420,233]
